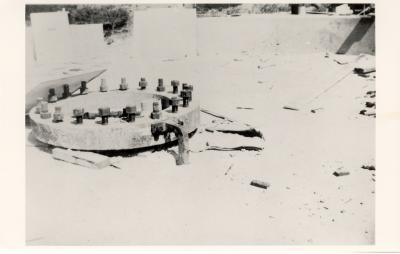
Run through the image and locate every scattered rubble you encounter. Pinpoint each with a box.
[236,106,254,110]
[207,146,263,152]
[365,102,375,108]
[333,171,350,177]
[250,180,270,189]
[365,90,376,98]
[359,109,376,118]
[201,109,264,139]
[310,107,323,113]
[354,67,376,75]
[283,106,299,111]
[362,165,376,171]
[52,148,119,169]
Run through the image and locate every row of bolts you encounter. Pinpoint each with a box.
[35,78,194,125]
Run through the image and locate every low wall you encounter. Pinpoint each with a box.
[26,23,105,64]
[196,15,375,56]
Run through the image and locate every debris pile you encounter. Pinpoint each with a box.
[360,90,376,118]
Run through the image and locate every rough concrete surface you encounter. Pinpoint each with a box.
[26,14,375,245]
[29,88,200,150]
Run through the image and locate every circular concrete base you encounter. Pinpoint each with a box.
[29,85,200,150]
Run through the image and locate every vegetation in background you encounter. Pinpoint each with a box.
[26,4,131,33]
[195,4,241,13]
[70,5,131,31]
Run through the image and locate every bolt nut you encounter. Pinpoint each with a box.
[100,78,108,92]
[125,105,137,114]
[54,106,62,113]
[80,81,88,94]
[153,101,160,112]
[120,77,128,90]
[49,95,58,103]
[139,78,147,89]
[62,84,70,98]
[53,112,64,122]
[171,97,179,113]
[151,111,162,119]
[49,88,56,95]
[73,108,85,117]
[157,78,165,92]
[48,88,57,102]
[98,107,111,117]
[40,101,49,113]
[171,80,179,93]
[151,122,167,134]
[171,80,179,86]
[35,97,43,114]
[171,97,180,106]
[180,90,191,98]
[40,112,51,119]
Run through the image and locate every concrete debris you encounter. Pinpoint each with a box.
[207,146,263,152]
[366,90,376,98]
[212,128,264,139]
[283,106,299,111]
[334,59,348,65]
[353,54,376,75]
[336,4,353,15]
[311,107,323,113]
[201,108,264,139]
[354,67,376,75]
[362,165,376,171]
[333,171,350,177]
[359,109,376,117]
[52,148,113,169]
[236,107,254,110]
[365,102,375,108]
[201,108,242,124]
[250,180,270,189]
[333,56,350,65]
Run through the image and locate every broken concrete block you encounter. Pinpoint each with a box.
[354,67,376,75]
[361,165,375,171]
[365,102,375,108]
[283,106,299,111]
[333,171,350,177]
[250,180,270,189]
[52,148,111,169]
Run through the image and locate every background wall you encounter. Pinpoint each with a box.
[196,15,375,56]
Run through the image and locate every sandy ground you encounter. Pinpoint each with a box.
[26,17,375,245]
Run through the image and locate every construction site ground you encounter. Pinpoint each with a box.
[26,17,375,245]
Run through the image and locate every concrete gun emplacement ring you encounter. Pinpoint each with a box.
[29,77,200,162]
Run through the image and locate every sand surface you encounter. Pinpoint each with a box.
[26,16,375,245]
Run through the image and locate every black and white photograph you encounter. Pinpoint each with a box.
[23,2,378,246]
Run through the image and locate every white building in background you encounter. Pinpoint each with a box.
[28,9,105,64]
